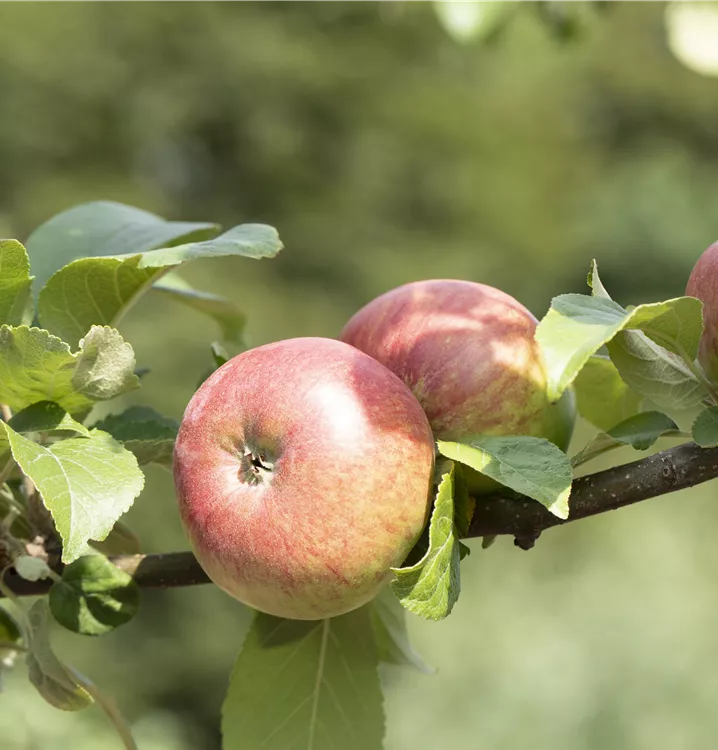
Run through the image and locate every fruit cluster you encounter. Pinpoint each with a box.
[173,279,578,620]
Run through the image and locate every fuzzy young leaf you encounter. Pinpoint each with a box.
[370,588,434,674]
[0,240,33,326]
[37,220,282,348]
[26,201,219,294]
[390,467,461,620]
[0,325,139,415]
[573,356,643,432]
[153,274,247,345]
[14,556,53,582]
[222,609,384,750]
[607,331,708,411]
[0,423,144,563]
[438,436,573,519]
[49,554,140,636]
[9,401,91,437]
[692,406,718,447]
[92,406,178,468]
[26,600,93,711]
[571,411,679,468]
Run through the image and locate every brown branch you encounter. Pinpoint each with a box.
[468,442,718,541]
[2,442,718,598]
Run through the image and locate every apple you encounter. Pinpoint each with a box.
[340,280,576,490]
[686,240,718,383]
[173,337,435,620]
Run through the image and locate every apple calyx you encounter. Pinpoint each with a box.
[239,445,275,486]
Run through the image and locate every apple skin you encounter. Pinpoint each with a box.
[340,280,576,490]
[173,337,435,620]
[686,241,718,383]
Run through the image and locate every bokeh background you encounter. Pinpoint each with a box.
[3,2,718,748]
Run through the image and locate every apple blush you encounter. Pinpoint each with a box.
[173,337,435,620]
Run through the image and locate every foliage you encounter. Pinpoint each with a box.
[3,3,718,749]
[2,198,718,749]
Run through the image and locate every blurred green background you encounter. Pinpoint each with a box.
[3,2,718,748]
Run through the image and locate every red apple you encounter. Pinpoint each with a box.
[173,337,435,620]
[340,280,576,487]
[686,241,718,382]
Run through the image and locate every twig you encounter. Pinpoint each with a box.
[1,442,718,598]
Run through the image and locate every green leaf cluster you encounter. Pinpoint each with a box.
[0,200,283,748]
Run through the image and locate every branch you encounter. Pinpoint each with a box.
[3,442,718,598]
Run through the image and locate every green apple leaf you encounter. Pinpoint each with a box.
[210,341,230,368]
[25,600,93,711]
[0,423,144,563]
[8,401,91,437]
[153,273,247,346]
[571,411,679,468]
[390,467,461,621]
[453,463,475,538]
[222,608,384,750]
[692,406,718,447]
[88,521,141,556]
[49,554,140,636]
[92,406,178,468]
[0,240,33,326]
[536,293,704,402]
[573,355,644,432]
[586,259,611,299]
[438,436,573,519]
[26,201,219,294]
[37,221,282,348]
[606,330,709,411]
[0,325,139,415]
[369,588,434,674]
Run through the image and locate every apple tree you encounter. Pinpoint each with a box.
[1,202,718,749]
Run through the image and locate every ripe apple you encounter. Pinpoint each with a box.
[686,240,718,382]
[173,337,435,620]
[340,279,576,490]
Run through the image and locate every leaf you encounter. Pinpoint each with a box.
[26,200,219,294]
[0,325,139,415]
[536,292,704,402]
[453,463,475,537]
[14,556,53,582]
[211,341,230,368]
[37,222,282,348]
[153,273,247,345]
[607,330,708,411]
[92,406,178,468]
[573,355,644,432]
[26,600,93,711]
[0,423,145,563]
[221,608,384,750]
[0,240,33,326]
[8,401,91,437]
[438,436,573,519]
[89,521,141,556]
[369,588,434,674]
[390,467,461,621]
[571,411,679,468]
[49,554,140,636]
[692,406,718,447]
